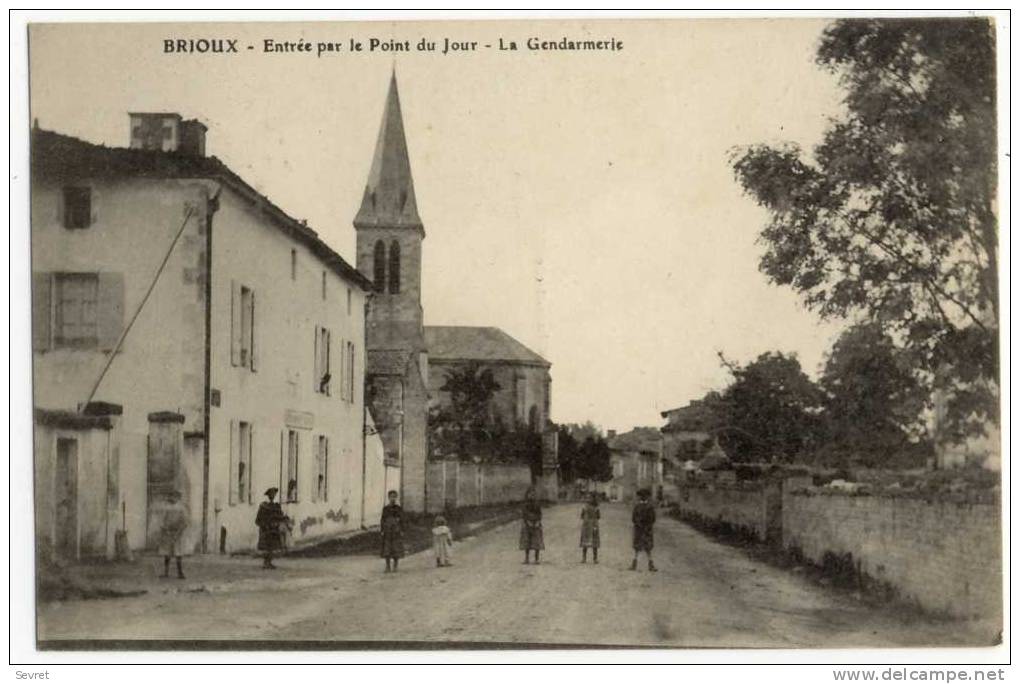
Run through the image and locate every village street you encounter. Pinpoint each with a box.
[38,503,989,648]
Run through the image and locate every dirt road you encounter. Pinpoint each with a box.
[38,503,992,647]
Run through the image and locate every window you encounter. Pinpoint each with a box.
[613,460,624,478]
[290,249,297,281]
[286,430,299,503]
[230,420,252,505]
[321,271,327,300]
[231,282,256,370]
[388,240,401,294]
[63,186,92,229]
[315,436,328,502]
[314,326,331,395]
[346,287,352,316]
[55,273,99,347]
[373,240,386,292]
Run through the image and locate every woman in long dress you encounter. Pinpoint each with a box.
[255,487,286,569]
[579,493,601,564]
[519,488,544,564]
[380,489,405,572]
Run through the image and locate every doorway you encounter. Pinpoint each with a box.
[55,437,79,559]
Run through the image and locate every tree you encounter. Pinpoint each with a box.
[716,351,824,462]
[428,363,501,459]
[817,322,930,466]
[576,436,613,483]
[730,19,998,440]
[556,425,580,484]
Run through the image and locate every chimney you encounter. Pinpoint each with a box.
[179,119,207,156]
[129,113,206,155]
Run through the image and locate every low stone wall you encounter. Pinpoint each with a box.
[782,490,1002,620]
[426,461,533,513]
[675,483,780,541]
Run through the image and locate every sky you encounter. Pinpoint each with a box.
[29,18,849,432]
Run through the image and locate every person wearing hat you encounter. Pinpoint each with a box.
[431,514,454,568]
[519,487,544,564]
[256,487,286,569]
[380,490,405,572]
[630,488,658,572]
[158,490,188,579]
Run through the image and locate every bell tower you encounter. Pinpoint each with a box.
[355,72,425,353]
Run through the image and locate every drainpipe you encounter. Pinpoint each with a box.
[200,186,221,552]
[360,292,371,527]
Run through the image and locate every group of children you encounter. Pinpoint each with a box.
[380,486,660,573]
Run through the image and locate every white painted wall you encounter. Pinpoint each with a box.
[208,189,371,551]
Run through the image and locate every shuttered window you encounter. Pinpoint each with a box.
[314,326,331,395]
[34,272,123,351]
[63,186,92,229]
[231,281,257,371]
[315,435,328,502]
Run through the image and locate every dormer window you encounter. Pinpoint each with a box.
[63,186,92,229]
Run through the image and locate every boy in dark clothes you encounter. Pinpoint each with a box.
[630,488,658,572]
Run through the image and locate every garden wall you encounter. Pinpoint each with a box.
[426,461,533,513]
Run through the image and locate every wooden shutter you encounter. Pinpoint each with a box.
[313,325,321,392]
[325,329,331,397]
[249,290,258,372]
[97,272,124,352]
[230,281,241,366]
[228,420,238,505]
[32,272,51,351]
[247,424,254,504]
[279,431,286,498]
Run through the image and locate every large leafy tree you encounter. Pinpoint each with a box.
[818,322,930,466]
[428,363,501,458]
[731,19,998,440]
[716,352,824,462]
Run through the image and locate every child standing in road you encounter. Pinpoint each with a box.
[432,514,454,567]
[630,488,658,572]
[158,490,188,579]
[519,488,544,564]
[579,493,601,564]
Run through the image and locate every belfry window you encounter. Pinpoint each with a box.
[388,240,401,294]
[373,240,386,293]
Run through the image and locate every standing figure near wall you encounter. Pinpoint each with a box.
[256,487,286,569]
[579,493,600,564]
[519,488,545,564]
[381,490,405,572]
[158,490,188,579]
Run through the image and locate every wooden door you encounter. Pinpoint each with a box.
[55,438,79,559]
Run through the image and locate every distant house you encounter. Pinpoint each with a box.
[605,427,663,502]
[660,397,728,473]
[31,116,385,561]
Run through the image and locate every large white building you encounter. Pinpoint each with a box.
[31,115,391,560]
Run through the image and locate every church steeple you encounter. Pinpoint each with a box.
[354,71,422,231]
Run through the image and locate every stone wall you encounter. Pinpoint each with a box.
[782,491,1002,620]
[426,461,533,513]
[675,483,780,542]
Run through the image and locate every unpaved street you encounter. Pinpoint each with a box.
[38,504,991,647]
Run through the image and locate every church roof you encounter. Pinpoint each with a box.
[424,326,550,368]
[354,72,423,231]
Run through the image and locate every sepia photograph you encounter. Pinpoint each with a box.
[12,11,1007,661]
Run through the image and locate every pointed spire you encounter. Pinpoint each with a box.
[355,72,422,230]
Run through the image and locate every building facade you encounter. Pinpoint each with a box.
[31,119,384,560]
[605,427,664,503]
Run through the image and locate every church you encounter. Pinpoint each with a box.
[355,74,556,513]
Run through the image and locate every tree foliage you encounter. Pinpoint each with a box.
[817,323,930,466]
[714,352,824,462]
[730,18,998,439]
